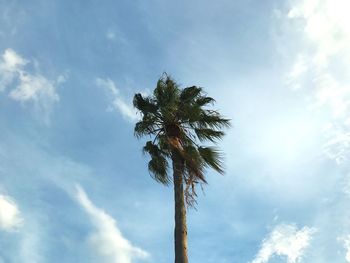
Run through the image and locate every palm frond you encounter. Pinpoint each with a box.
[182,145,207,207]
[182,145,206,183]
[180,86,202,103]
[195,96,215,106]
[196,111,231,129]
[143,141,170,185]
[194,128,225,142]
[198,146,224,174]
[153,75,180,110]
[157,134,172,155]
[133,93,158,115]
[148,158,170,185]
[178,103,203,123]
[134,114,159,138]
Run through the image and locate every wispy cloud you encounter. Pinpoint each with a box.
[280,0,350,162]
[343,236,350,262]
[0,48,64,122]
[251,224,316,263]
[75,185,149,263]
[0,194,22,231]
[96,77,139,122]
[337,235,350,262]
[0,48,27,91]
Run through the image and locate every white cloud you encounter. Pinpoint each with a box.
[287,0,350,66]
[251,224,316,263]
[286,0,350,113]
[0,48,63,121]
[0,49,27,91]
[337,235,350,262]
[96,77,139,122]
[322,123,350,164]
[9,72,59,103]
[281,0,350,162]
[75,185,149,263]
[0,194,23,231]
[343,236,350,262]
[2,48,27,70]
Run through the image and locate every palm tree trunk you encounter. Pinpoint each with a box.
[172,150,189,263]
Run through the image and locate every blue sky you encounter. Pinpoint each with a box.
[1,0,350,262]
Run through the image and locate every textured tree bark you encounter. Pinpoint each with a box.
[172,150,189,263]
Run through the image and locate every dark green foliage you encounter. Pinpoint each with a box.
[198,146,224,174]
[143,141,170,184]
[133,94,158,114]
[134,73,230,205]
[180,86,202,103]
[194,128,225,142]
[195,96,215,106]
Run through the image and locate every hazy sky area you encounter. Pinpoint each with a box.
[0,0,350,262]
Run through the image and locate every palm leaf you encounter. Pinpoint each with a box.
[196,111,231,129]
[180,86,202,103]
[198,146,224,174]
[154,75,180,110]
[194,128,225,142]
[133,93,158,115]
[177,103,203,123]
[134,114,160,138]
[195,96,215,106]
[183,145,206,181]
[148,157,170,185]
[143,141,170,185]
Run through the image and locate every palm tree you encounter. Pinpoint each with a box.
[133,74,230,263]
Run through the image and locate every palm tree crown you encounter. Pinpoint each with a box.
[133,74,230,206]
